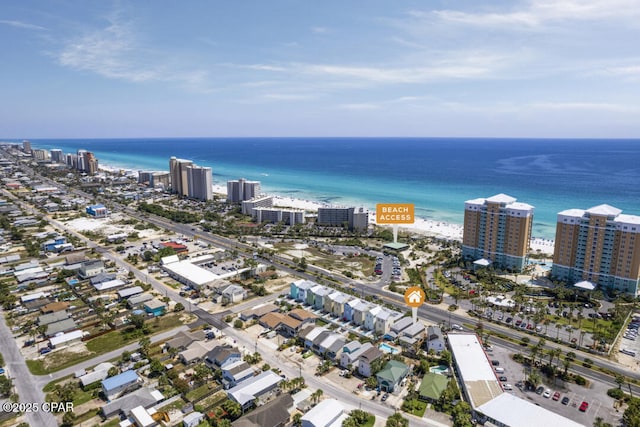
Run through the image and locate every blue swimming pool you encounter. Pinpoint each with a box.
[378,343,400,354]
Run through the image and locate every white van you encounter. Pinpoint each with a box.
[503,384,513,390]
[494,367,505,374]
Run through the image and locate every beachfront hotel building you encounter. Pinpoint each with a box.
[317,207,369,231]
[462,194,534,272]
[187,165,213,201]
[227,178,261,203]
[169,157,193,197]
[551,204,640,295]
[50,149,63,163]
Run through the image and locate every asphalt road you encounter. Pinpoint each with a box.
[0,308,58,427]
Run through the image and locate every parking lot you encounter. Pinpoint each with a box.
[488,343,620,426]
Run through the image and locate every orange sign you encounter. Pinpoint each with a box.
[376,203,414,224]
[404,286,425,308]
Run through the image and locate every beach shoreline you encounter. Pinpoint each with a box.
[98,164,556,255]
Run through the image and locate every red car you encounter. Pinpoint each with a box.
[579,401,589,412]
[552,391,561,401]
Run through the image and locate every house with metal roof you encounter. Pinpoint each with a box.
[227,370,282,411]
[376,360,410,393]
[102,370,141,401]
[300,398,346,427]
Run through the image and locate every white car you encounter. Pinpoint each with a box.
[543,389,551,398]
[451,324,463,331]
[503,384,513,391]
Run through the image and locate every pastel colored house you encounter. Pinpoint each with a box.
[290,279,316,303]
[351,301,373,326]
[343,298,362,322]
[364,306,382,331]
[309,285,331,310]
[330,292,351,318]
[143,299,166,316]
[340,341,373,369]
[374,309,401,335]
[426,325,446,353]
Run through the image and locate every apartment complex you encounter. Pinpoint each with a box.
[169,157,212,201]
[227,178,261,203]
[317,207,369,231]
[137,171,170,189]
[462,194,534,272]
[551,204,640,295]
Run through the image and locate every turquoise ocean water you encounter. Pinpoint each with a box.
[23,137,640,240]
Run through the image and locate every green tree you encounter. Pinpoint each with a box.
[452,401,474,427]
[623,398,640,427]
[0,376,12,398]
[222,398,242,420]
[385,413,409,427]
[292,412,303,427]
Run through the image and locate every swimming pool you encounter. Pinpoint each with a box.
[429,365,449,375]
[378,343,400,355]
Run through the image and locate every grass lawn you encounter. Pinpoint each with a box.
[185,383,218,402]
[27,314,185,374]
[402,398,427,417]
[158,397,187,413]
[362,414,376,427]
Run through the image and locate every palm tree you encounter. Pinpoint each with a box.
[385,413,409,427]
[292,412,303,427]
[555,323,562,340]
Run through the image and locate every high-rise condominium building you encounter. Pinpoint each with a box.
[317,207,369,231]
[227,178,261,203]
[50,149,64,163]
[169,157,193,197]
[187,165,213,201]
[462,194,534,272]
[32,149,48,162]
[22,140,31,154]
[551,204,640,295]
[75,150,98,175]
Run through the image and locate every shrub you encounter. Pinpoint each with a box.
[574,375,587,386]
[608,388,625,399]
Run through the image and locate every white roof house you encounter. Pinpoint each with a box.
[227,370,282,408]
[301,398,346,427]
[49,330,84,348]
[162,260,220,289]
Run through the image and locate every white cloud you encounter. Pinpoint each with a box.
[529,101,637,112]
[55,17,211,91]
[427,0,640,29]
[0,19,46,31]
[312,26,330,34]
[338,103,380,110]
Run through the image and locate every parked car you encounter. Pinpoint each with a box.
[552,391,561,401]
[543,389,551,398]
[579,401,589,412]
[40,347,51,355]
[499,376,508,382]
[381,393,389,402]
[491,360,500,366]
[562,396,570,405]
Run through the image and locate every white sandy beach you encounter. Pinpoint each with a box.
[212,183,555,255]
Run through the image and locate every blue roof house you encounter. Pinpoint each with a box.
[102,370,141,401]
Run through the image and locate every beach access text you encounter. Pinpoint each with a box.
[376,203,415,224]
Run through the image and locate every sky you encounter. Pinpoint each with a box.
[1,0,640,138]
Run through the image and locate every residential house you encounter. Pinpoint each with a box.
[38,310,69,325]
[289,279,316,302]
[308,285,331,310]
[240,303,279,321]
[426,325,446,353]
[205,345,242,368]
[300,399,346,427]
[329,292,350,318]
[45,318,77,337]
[351,300,373,326]
[101,387,164,419]
[102,370,141,401]
[339,341,373,370]
[364,306,382,331]
[183,411,205,427]
[78,260,104,279]
[79,362,115,388]
[221,360,255,389]
[317,333,346,360]
[357,347,384,378]
[165,330,205,352]
[376,360,410,393]
[375,309,401,336]
[232,393,293,427]
[117,286,144,300]
[144,299,166,316]
[418,373,449,403]
[128,293,154,308]
[390,317,413,335]
[179,340,218,365]
[343,298,361,322]
[301,326,328,351]
[222,284,247,304]
[227,370,282,411]
[40,301,70,314]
